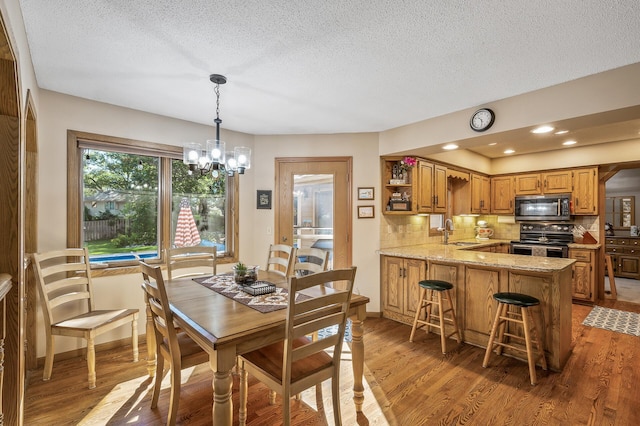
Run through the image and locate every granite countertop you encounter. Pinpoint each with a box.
[567,242,602,249]
[378,239,576,272]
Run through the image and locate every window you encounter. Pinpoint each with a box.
[67,131,238,269]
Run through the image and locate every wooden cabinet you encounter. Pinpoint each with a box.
[543,170,573,194]
[471,174,490,214]
[514,173,542,195]
[491,176,514,214]
[381,256,426,322]
[463,265,504,344]
[416,161,433,213]
[569,248,597,303]
[515,171,572,195]
[512,167,598,216]
[416,161,447,213]
[495,243,510,254]
[433,164,448,213]
[572,167,598,215]
[381,157,416,214]
[605,237,640,279]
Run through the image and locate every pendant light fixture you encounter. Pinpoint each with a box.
[183,74,251,176]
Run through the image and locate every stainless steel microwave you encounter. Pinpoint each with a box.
[514,194,571,221]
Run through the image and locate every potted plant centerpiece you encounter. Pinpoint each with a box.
[233,261,258,285]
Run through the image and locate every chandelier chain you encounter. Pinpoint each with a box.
[215,83,221,120]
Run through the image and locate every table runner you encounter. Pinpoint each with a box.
[193,274,306,313]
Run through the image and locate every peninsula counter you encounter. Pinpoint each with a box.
[379,242,575,371]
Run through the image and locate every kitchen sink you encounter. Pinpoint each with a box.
[450,242,480,246]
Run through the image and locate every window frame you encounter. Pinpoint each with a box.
[67,130,239,274]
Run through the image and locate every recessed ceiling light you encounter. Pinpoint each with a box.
[442,143,458,150]
[488,142,497,146]
[554,130,569,135]
[562,140,577,146]
[504,149,515,154]
[531,125,555,134]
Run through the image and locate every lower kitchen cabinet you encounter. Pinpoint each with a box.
[569,247,597,304]
[380,256,426,323]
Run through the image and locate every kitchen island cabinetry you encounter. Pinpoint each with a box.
[379,244,573,371]
[380,256,426,321]
[569,247,598,304]
[605,237,640,279]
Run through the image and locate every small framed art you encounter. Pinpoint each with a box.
[257,190,272,209]
[357,205,375,219]
[358,187,375,200]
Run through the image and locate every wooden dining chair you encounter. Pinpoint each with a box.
[293,247,329,277]
[32,247,139,389]
[165,246,216,280]
[140,261,209,426]
[265,244,296,277]
[238,266,357,425]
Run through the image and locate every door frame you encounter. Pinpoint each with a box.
[274,157,353,270]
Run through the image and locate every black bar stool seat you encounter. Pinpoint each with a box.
[418,280,453,292]
[492,292,540,307]
[482,292,547,385]
[409,280,461,354]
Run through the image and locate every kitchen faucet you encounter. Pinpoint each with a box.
[439,218,454,244]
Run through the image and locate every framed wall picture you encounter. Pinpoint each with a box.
[257,190,272,209]
[357,205,375,219]
[358,187,375,200]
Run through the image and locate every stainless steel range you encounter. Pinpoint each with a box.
[510,223,574,258]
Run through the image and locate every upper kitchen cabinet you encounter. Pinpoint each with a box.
[514,170,572,195]
[572,167,598,215]
[471,173,490,214]
[381,156,416,214]
[491,176,514,214]
[417,160,447,213]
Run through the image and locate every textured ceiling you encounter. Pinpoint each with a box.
[17,0,640,146]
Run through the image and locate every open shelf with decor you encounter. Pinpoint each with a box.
[381,156,417,215]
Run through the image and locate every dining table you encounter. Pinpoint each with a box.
[143,270,370,425]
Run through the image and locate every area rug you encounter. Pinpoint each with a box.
[582,306,640,337]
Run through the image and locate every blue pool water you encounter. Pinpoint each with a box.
[90,252,157,262]
[89,241,226,263]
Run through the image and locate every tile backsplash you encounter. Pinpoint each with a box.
[380,214,520,249]
[379,214,600,249]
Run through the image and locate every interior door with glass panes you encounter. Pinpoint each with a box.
[275,158,352,273]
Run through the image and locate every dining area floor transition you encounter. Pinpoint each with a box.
[24,297,640,425]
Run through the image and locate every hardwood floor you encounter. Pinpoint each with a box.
[24,300,640,425]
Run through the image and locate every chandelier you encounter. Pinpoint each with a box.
[183,74,251,176]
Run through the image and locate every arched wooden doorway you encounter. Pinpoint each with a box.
[0,12,25,425]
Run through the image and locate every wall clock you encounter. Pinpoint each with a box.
[470,108,495,132]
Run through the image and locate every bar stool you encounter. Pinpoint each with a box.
[482,292,547,385]
[409,279,461,354]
